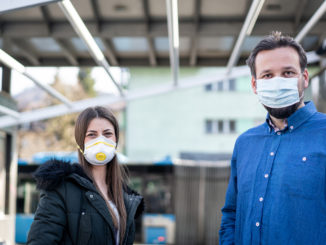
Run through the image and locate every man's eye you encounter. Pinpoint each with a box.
[262,74,271,79]
[284,71,295,76]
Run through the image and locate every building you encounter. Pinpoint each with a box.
[126,67,267,163]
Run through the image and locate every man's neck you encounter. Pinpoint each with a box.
[269,116,287,130]
[269,101,305,130]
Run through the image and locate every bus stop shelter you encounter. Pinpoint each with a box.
[0,0,325,244]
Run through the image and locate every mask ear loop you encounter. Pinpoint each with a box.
[77,144,84,154]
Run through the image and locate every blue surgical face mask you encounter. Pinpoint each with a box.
[256,76,300,108]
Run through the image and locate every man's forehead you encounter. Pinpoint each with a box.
[255,47,301,73]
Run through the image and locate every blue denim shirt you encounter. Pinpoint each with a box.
[219,101,326,245]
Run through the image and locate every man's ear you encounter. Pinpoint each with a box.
[303,69,309,89]
[251,76,257,94]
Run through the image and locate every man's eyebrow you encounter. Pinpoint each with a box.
[258,69,272,76]
[282,66,297,70]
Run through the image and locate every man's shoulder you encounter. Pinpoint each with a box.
[309,111,326,128]
[313,111,326,120]
[238,123,266,138]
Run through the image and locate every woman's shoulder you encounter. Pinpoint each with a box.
[33,159,91,191]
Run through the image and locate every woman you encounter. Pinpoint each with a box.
[27,106,144,245]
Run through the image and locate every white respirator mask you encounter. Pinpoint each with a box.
[82,135,116,165]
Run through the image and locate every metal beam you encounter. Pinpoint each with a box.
[11,40,40,66]
[0,66,250,128]
[55,38,79,66]
[1,20,326,38]
[0,49,72,107]
[294,0,308,30]
[189,0,201,66]
[40,5,53,34]
[226,0,265,75]
[101,38,119,66]
[2,66,11,94]
[58,0,124,95]
[295,0,326,43]
[143,0,157,66]
[189,37,198,66]
[90,0,101,32]
[0,105,19,119]
[166,0,179,86]
[147,36,157,66]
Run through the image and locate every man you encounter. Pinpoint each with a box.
[219,31,326,244]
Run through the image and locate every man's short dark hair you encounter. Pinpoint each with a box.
[246,31,307,78]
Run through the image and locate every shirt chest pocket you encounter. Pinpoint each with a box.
[281,155,325,199]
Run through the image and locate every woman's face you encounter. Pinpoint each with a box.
[84,117,116,144]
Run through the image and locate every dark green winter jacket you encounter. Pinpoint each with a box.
[27,159,144,245]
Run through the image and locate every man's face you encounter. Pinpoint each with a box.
[251,47,309,119]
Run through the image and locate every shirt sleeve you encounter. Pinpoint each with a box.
[27,189,66,245]
[219,146,238,245]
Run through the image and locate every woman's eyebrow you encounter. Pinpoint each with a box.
[103,129,113,132]
[86,130,97,133]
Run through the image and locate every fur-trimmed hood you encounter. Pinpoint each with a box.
[34,159,91,191]
[33,159,144,218]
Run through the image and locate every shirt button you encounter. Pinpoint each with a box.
[302,157,307,162]
[277,132,281,135]
[259,197,264,202]
[256,222,260,227]
[264,174,269,178]
[90,194,94,199]
[290,125,294,130]
[270,152,274,156]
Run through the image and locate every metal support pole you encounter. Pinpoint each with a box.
[2,66,11,94]
[166,0,179,86]
[226,0,265,75]
[58,0,124,95]
[295,0,326,43]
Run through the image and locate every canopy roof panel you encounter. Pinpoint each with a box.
[0,0,324,67]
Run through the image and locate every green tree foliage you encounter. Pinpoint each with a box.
[78,68,96,97]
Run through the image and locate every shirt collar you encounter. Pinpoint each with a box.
[267,118,287,132]
[265,101,317,133]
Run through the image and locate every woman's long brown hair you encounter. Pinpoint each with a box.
[75,106,127,244]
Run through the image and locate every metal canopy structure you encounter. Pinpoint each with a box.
[0,0,325,67]
[0,0,325,128]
